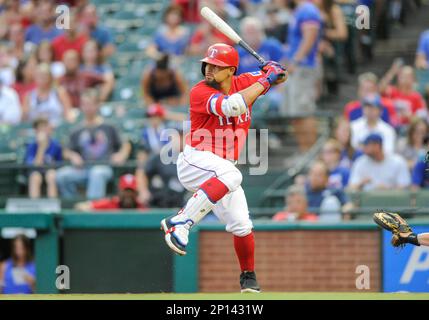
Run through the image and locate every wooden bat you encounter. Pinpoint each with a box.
[200,6,266,65]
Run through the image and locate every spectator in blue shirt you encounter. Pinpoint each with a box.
[334,117,363,169]
[0,235,36,294]
[411,139,429,190]
[416,29,429,69]
[320,139,350,190]
[237,17,284,74]
[283,0,322,153]
[24,117,62,199]
[237,16,285,114]
[305,161,353,214]
[415,29,429,105]
[80,4,116,59]
[146,4,190,59]
[25,1,63,45]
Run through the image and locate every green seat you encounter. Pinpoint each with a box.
[415,190,429,208]
[113,10,139,20]
[117,42,140,54]
[416,69,429,95]
[359,191,412,208]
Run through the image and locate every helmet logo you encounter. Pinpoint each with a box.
[209,48,218,58]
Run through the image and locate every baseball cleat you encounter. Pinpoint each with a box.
[161,214,192,256]
[240,271,261,293]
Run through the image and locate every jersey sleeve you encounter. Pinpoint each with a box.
[190,84,228,117]
[235,71,266,89]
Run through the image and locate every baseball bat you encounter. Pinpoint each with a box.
[200,6,266,65]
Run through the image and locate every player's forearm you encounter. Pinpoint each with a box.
[418,233,429,246]
[239,82,266,106]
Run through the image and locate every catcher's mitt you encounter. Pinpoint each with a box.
[373,211,414,247]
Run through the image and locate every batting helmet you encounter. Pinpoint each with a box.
[200,43,239,76]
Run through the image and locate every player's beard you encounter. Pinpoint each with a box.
[205,78,222,91]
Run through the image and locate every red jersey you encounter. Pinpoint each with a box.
[186,71,265,160]
[383,85,427,125]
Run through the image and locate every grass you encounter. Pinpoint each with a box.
[1,292,429,300]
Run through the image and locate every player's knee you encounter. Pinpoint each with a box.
[226,219,253,237]
[219,169,242,192]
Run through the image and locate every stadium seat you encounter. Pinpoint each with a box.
[416,69,429,96]
[415,190,429,208]
[359,191,413,208]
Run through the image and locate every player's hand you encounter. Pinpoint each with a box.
[258,63,287,87]
[257,64,287,94]
[259,60,285,73]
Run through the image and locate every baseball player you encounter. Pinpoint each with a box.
[160,43,287,293]
[374,211,429,247]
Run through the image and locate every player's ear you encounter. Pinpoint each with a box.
[229,66,236,75]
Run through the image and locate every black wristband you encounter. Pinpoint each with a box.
[406,233,421,246]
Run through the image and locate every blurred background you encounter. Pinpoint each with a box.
[0,0,428,295]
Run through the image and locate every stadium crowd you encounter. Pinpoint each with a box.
[0,0,428,218]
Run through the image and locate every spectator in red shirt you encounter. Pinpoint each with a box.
[74,174,146,211]
[51,12,88,61]
[380,60,428,126]
[343,72,398,126]
[11,56,37,104]
[188,12,234,56]
[272,185,318,222]
[59,49,104,108]
[173,0,202,24]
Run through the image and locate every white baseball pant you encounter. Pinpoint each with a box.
[176,145,253,237]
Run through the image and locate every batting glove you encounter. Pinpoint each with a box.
[259,61,286,73]
[257,64,287,94]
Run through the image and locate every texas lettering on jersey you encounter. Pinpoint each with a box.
[185,71,265,161]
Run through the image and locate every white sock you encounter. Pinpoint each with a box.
[171,189,215,226]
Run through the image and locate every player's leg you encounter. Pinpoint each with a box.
[161,147,242,255]
[212,187,260,293]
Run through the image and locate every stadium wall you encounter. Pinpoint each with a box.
[199,228,381,292]
[1,212,428,293]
